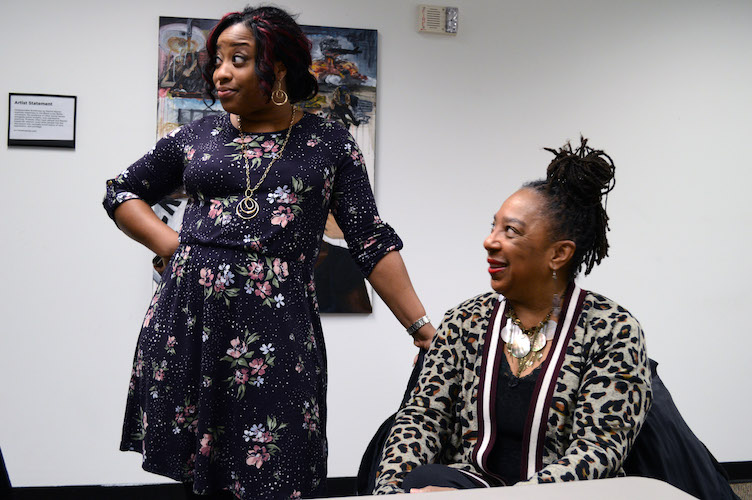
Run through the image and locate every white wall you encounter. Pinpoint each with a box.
[1,0,750,487]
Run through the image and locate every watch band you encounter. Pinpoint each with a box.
[406,315,431,335]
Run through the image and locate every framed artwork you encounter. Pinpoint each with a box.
[154,17,378,313]
[157,18,224,138]
[303,25,377,189]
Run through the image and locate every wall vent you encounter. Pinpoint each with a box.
[418,5,459,35]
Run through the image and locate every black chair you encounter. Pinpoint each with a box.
[623,359,739,500]
[357,357,740,499]
[1,446,11,497]
[357,350,425,495]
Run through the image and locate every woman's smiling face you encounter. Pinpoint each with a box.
[484,188,556,301]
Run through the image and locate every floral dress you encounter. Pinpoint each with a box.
[103,112,402,499]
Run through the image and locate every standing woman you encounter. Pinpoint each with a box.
[103,6,434,499]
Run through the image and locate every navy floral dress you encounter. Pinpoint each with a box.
[103,112,402,499]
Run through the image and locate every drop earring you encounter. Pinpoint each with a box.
[271,80,288,106]
[552,269,561,318]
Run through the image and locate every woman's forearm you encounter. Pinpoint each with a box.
[114,198,180,259]
[367,251,435,349]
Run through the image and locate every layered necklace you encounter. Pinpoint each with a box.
[502,306,554,377]
[235,108,297,220]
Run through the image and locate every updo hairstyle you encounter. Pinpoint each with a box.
[202,6,319,104]
[525,137,616,279]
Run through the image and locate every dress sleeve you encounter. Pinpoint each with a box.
[329,133,403,277]
[522,308,653,484]
[102,126,188,222]
[373,308,463,495]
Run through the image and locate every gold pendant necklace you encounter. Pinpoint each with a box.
[235,108,297,220]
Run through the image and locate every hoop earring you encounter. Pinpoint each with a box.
[271,81,288,106]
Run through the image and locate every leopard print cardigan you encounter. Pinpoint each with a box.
[374,285,652,494]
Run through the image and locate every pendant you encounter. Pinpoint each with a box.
[236,196,259,219]
[500,323,513,343]
[507,326,531,358]
[531,331,547,352]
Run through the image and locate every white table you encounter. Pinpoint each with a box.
[334,477,697,499]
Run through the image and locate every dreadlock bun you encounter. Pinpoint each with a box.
[526,137,616,277]
[544,137,615,207]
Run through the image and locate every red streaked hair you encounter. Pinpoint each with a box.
[202,6,317,105]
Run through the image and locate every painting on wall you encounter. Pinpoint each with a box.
[157,17,224,138]
[302,25,378,188]
[301,25,378,314]
[154,17,378,314]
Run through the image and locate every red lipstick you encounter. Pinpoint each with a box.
[487,258,506,275]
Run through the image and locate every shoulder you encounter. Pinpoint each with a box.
[445,291,498,320]
[438,292,497,338]
[161,113,228,142]
[581,290,640,324]
[578,289,645,347]
[423,293,496,374]
[189,113,229,136]
[301,112,346,133]
[299,113,354,144]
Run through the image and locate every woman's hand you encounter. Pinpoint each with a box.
[153,254,173,274]
[409,486,457,493]
[412,324,436,350]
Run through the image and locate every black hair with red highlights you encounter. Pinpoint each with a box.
[202,5,318,104]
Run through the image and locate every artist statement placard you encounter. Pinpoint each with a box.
[8,93,77,148]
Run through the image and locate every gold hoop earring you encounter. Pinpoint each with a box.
[271,81,288,106]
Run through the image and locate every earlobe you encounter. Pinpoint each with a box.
[551,240,576,269]
[274,63,288,84]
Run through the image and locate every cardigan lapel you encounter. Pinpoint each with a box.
[471,284,586,482]
[471,295,506,480]
[521,283,585,477]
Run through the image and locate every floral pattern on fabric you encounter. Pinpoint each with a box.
[104,112,403,499]
[221,329,276,399]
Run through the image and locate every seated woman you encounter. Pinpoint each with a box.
[374,138,652,493]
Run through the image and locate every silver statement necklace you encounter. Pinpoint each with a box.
[501,306,556,376]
